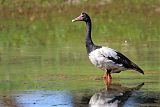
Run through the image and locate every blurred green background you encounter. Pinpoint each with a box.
[0,0,159,92]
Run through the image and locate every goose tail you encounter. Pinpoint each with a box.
[131,63,144,75]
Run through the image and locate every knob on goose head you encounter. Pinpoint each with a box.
[72,12,90,22]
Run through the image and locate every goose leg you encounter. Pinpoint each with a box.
[103,72,112,86]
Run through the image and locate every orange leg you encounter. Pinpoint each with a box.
[103,72,112,86]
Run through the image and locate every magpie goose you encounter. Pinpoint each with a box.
[72,12,144,85]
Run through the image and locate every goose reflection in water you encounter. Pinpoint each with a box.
[89,83,144,107]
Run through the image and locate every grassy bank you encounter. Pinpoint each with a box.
[0,0,159,47]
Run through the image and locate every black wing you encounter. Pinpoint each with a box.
[108,51,144,74]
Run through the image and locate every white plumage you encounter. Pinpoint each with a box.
[89,47,126,73]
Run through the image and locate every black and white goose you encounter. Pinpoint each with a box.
[72,12,144,85]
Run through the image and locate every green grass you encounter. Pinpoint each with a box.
[0,0,159,92]
[0,0,159,46]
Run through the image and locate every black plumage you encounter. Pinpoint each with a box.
[107,51,144,74]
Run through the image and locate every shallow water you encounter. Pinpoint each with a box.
[0,83,159,107]
[0,0,160,107]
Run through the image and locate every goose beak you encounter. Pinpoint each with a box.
[72,19,76,22]
[72,15,83,22]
